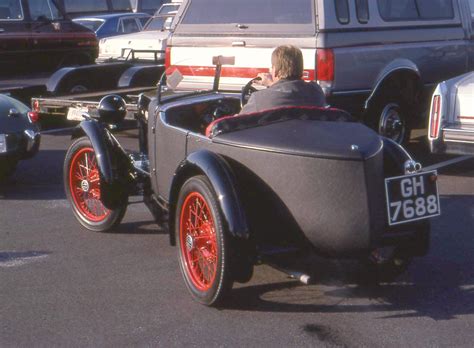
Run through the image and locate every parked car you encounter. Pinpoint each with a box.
[0,0,98,75]
[0,95,40,180]
[63,57,440,306]
[98,9,177,61]
[166,0,474,144]
[73,13,151,39]
[428,72,474,155]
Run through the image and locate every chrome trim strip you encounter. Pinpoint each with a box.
[332,89,371,96]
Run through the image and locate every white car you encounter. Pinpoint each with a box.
[428,72,474,155]
[98,5,178,62]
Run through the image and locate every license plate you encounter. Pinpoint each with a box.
[67,107,88,121]
[385,170,440,226]
[0,134,6,153]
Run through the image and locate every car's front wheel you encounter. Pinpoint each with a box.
[176,175,233,306]
[64,137,127,232]
[0,158,18,181]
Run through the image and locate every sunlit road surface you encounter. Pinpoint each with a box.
[1,131,473,347]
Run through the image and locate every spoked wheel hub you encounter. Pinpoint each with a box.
[180,192,218,292]
[69,147,110,222]
[379,103,406,144]
[80,180,90,193]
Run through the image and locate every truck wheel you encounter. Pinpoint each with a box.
[64,79,90,94]
[176,175,233,306]
[64,137,127,232]
[367,91,412,144]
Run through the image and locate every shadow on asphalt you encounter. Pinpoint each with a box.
[224,193,474,321]
[0,149,66,200]
[107,220,167,235]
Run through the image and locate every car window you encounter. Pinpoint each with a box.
[156,3,180,15]
[28,0,63,21]
[182,0,313,25]
[378,0,454,21]
[335,0,350,24]
[111,0,132,11]
[144,15,172,31]
[355,0,369,23]
[468,0,474,18]
[0,0,23,20]
[139,16,150,27]
[74,19,104,32]
[63,0,108,13]
[120,17,140,33]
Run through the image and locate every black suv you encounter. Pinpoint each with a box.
[0,0,98,75]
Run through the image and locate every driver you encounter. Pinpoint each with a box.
[240,45,326,114]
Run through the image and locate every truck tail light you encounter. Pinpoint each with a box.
[32,99,40,112]
[27,111,39,123]
[316,49,334,95]
[165,47,171,70]
[430,95,441,139]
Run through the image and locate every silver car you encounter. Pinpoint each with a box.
[428,72,474,155]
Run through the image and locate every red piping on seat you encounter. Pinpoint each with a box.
[205,105,344,138]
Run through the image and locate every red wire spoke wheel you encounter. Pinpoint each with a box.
[64,137,127,232]
[176,175,233,306]
[69,147,110,222]
[180,192,218,291]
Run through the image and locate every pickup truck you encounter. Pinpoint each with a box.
[167,0,474,144]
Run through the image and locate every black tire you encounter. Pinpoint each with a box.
[367,90,413,145]
[175,175,233,306]
[65,80,90,94]
[0,158,18,182]
[0,158,18,181]
[64,137,127,232]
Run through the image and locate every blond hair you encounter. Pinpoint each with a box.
[271,45,304,80]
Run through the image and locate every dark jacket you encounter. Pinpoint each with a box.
[240,78,326,114]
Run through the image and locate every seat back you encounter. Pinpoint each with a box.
[205,106,354,138]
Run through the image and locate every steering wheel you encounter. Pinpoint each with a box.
[240,77,261,109]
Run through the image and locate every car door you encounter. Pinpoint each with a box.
[27,0,67,69]
[0,0,30,74]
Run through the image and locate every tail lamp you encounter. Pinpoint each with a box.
[430,95,441,139]
[33,99,40,112]
[316,49,334,95]
[27,111,39,123]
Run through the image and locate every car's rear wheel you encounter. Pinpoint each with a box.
[0,158,18,181]
[176,175,233,306]
[64,137,127,232]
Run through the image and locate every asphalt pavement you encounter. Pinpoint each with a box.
[1,130,473,347]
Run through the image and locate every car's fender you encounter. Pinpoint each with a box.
[168,149,250,245]
[365,59,422,110]
[72,120,130,209]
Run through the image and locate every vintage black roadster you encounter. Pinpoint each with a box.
[64,57,441,306]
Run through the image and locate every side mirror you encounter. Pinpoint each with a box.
[98,95,127,125]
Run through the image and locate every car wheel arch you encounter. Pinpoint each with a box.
[365,63,422,112]
[168,150,250,246]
